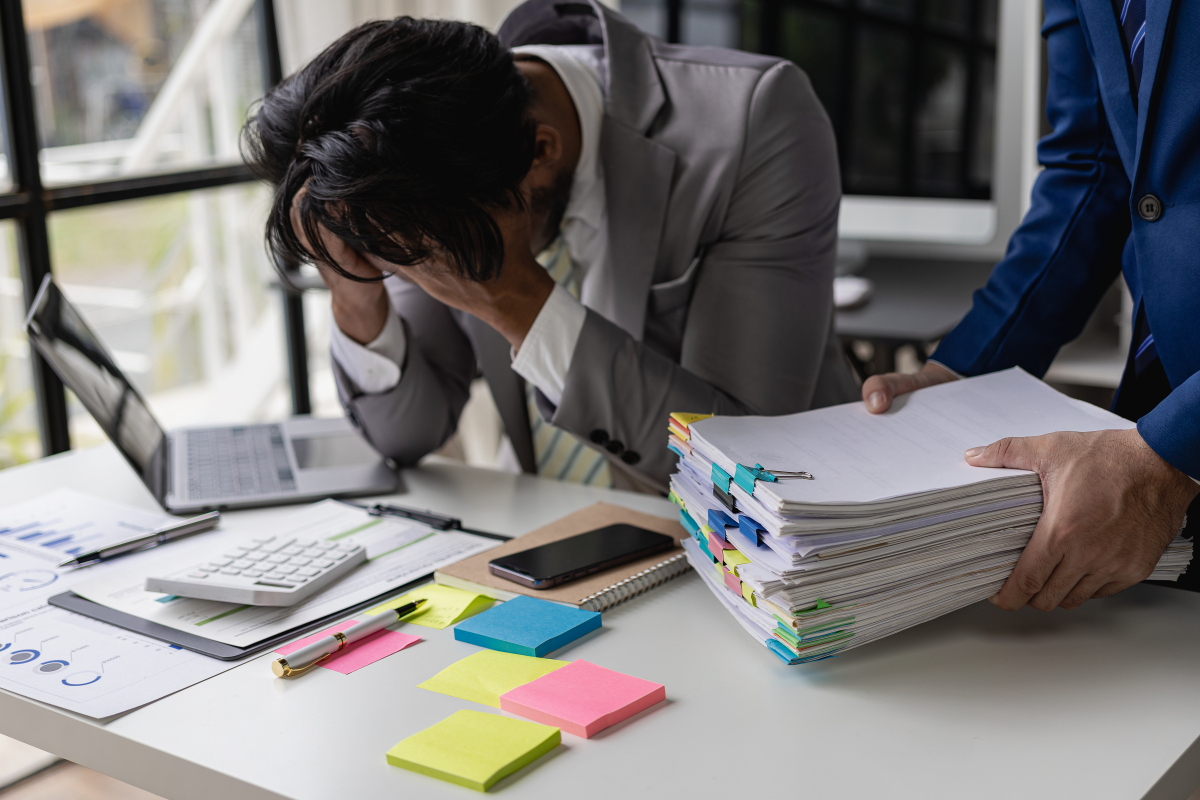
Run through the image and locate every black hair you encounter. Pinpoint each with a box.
[240,17,536,282]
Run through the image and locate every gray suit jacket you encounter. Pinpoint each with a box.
[333,0,858,493]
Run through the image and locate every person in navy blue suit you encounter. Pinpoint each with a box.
[862,0,1200,611]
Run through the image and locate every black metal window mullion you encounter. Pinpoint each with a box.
[257,0,311,417]
[2,0,306,459]
[1,0,69,456]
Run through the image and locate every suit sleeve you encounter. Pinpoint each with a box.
[1140,374,1200,479]
[333,276,476,465]
[931,0,1132,377]
[550,61,845,490]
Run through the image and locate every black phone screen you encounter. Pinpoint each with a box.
[488,525,674,589]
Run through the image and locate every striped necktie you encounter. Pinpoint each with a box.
[525,236,612,487]
[1113,0,1148,98]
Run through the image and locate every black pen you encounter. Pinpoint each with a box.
[362,503,509,541]
[57,511,221,568]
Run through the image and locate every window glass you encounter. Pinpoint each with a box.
[924,0,971,33]
[0,221,40,469]
[46,185,287,448]
[848,25,908,194]
[682,0,740,47]
[914,43,967,195]
[859,0,914,20]
[970,52,996,192]
[24,0,265,186]
[619,0,668,39]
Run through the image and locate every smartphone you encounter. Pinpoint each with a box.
[488,525,675,590]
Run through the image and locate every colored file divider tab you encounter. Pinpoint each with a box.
[367,584,494,630]
[500,659,665,738]
[418,650,568,707]
[454,595,601,658]
[386,709,560,792]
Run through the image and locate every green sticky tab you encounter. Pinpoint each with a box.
[679,509,700,537]
[722,549,751,568]
[815,599,832,610]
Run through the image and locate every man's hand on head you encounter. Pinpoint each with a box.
[965,427,1200,611]
[291,193,390,345]
[861,361,958,413]
[384,204,555,353]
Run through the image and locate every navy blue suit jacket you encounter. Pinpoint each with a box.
[933,0,1200,479]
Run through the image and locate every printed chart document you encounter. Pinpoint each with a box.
[71,500,501,648]
[0,489,239,718]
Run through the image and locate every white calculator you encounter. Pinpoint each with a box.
[144,535,367,606]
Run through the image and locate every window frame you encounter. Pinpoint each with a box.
[1,0,310,459]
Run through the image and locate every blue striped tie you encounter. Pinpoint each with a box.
[1113,0,1148,97]
[1112,0,1157,376]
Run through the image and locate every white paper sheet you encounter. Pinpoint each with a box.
[690,367,1133,509]
[71,500,501,647]
[0,489,239,718]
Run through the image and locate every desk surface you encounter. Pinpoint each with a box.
[836,259,994,343]
[2,445,1200,800]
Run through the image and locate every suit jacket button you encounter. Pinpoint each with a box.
[589,429,609,445]
[605,440,625,455]
[621,450,641,465]
[1138,194,1163,221]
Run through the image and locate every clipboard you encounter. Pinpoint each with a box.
[48,574,437,661]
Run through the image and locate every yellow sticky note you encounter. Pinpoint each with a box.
[741,581,757,607]
[367,584,494,630]
[722,549,751,568]
[386,709,560,792]
[670,412,714,426]
[418,650,568,708]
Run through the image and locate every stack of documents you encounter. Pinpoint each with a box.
[667,368,1192,665]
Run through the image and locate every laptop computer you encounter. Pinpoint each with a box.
[24,275,397,514]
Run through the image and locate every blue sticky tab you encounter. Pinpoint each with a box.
[733,464,757,494]
[738,514,766,547]
[707,509,736,539]
[711,464,732,493]
[667,444,686,459]
[679,509,701,539]
[698,536,715,562]
[767,639,801,665]
[452,596,601,658]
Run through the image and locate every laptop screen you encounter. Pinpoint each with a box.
[24,276,168,502]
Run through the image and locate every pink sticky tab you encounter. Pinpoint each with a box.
[723,569,741,595]
[276,620,421,675]
[499,660,665,738]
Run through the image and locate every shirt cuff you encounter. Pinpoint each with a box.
[510,283,587,407]
[329,309,406,394]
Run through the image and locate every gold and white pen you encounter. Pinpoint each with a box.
[271,599,426,678]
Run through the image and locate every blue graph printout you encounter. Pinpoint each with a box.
[0,489,236,718]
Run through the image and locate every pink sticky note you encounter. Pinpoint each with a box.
[499,659,665,738]
[275,620,421,675]
[708,531,735,551]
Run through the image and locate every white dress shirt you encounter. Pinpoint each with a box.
[331,45,608,406]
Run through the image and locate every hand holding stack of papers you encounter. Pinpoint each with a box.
[667,368,1193,665]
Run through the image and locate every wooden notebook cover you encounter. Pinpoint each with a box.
[437,503,685,606]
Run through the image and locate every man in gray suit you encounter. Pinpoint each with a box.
[242,0,856,493]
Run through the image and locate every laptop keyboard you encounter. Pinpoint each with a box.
[184,425,297,502]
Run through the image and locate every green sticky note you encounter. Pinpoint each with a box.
[418,650,568,708]
[722,549,751,568]
[386,709,560,792]
[367,584,495,630]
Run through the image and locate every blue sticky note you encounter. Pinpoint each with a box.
[453,596,602,658]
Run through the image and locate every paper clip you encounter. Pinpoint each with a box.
[759,466,815,481]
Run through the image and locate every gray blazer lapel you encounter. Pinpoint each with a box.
[593,121,676,339]
[1134,0,1176,170]
[460,314,537,474]
[1078,0,1138,173]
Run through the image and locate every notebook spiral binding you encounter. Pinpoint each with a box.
[578,552,693,613]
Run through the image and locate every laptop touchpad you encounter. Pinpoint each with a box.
[292,434,379,469]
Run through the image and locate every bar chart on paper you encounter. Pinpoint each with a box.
[0,489,173,567]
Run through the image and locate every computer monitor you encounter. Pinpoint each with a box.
[620,0,1042,260]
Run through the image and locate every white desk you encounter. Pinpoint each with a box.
[3,444,1200,800]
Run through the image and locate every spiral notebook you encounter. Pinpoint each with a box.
[434,503,692,613]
